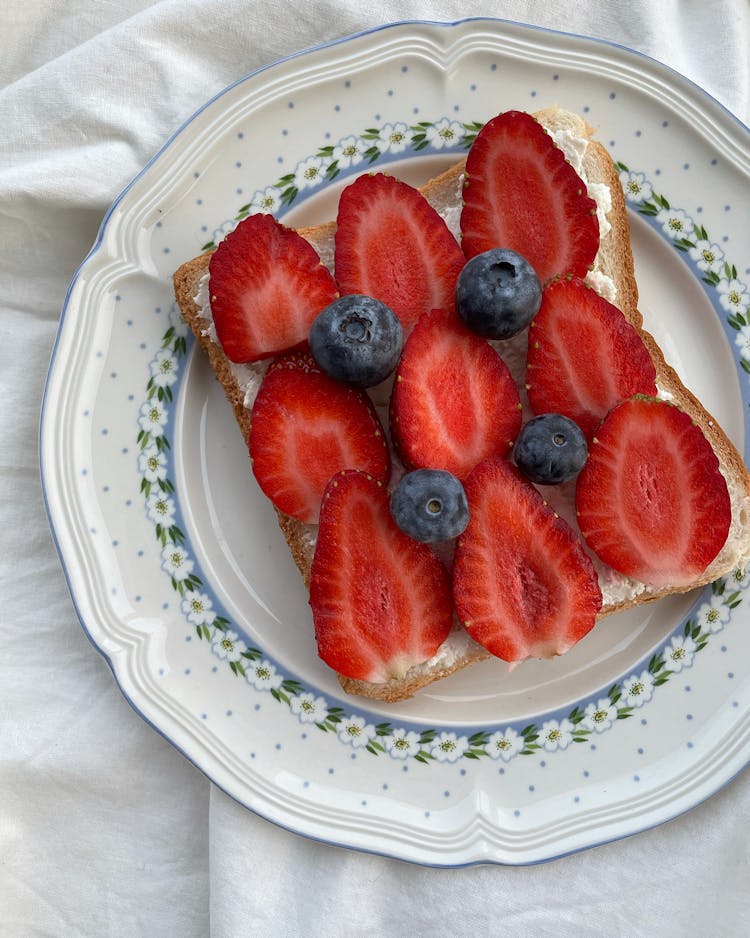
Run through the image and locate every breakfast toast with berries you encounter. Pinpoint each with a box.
[173,106,750,702]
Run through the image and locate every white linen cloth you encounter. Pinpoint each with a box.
[2,1,749,934]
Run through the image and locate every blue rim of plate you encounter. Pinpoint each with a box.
[41,17,750,864]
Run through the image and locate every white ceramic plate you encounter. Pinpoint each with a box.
[41,18,750,866]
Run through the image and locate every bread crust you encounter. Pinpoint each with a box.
[173,108,750,701]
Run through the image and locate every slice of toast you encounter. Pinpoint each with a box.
[173,108,750,701]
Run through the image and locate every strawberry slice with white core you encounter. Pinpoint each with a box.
[390,308,522,479]
[249,353,389,524]
[461,111,599,283]
[575,396,731,586]
[209,213,338,363]
[310,470,454,683]
[334,172,466,329]
[526,276,657,439]
[453,456,602,662]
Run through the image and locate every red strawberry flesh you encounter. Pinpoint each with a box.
[209,214,338,363]
[310,470,454,683]
[390,308,522,479]
[249,353,389,524]
[526,277,657,439]
[453,456,602,662]
[575,396,731,586]
[334,173,465,329]
[460,111,599,283]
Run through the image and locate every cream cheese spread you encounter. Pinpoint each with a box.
[192,127,661,612]
[549,128,616,301]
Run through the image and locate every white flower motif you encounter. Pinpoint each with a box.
[384,727,421,760]
[728,565,750,591]
[621,670,655,708]
[375,122,413,154]
[337,715,376,749]
[430,731,469,763]
[146,491,176,526]
[696,594,731,634]
[332,135,366,169]
[663,634,698,672]
[245,658,283,690]
[583,697,618,733]
[486,728,524,762]
[688,238,725,274]
[149,350,178,388]
[425,118,464,150]
[138,444,168,483]
[138,399,168,434]
[293,155,326,191]
[181,590,215,626]
[211,628,247,662]
[214,629,246,662]
[160,542,193,581]
[619,170,653,204]
[719,278,749,316]
[249,186,281,215]
[538,718,575,752]
[212,219,238,243]
[734,324,750,361]
[656,207,694,240]
[290,692,328,724]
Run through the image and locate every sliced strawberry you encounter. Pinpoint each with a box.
[209,214,338,363]
[460,111,599,283]
[310,470,454,683]
[526,277,657,439]
[334,173,465,330]
[390,308,522,480]
[249,353,389,523]
[575,397,731,587]
[453,456,602,662]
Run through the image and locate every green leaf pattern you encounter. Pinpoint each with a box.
[616,161,750,358]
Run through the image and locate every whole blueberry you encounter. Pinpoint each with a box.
[309,294,403,387]
[455,248,542,340]
[514,413,588,485]
[390,469,469,543]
